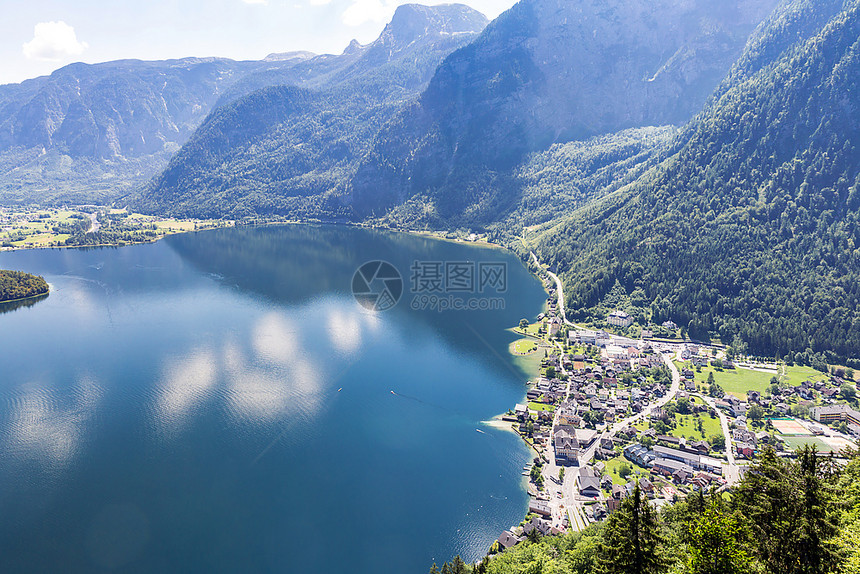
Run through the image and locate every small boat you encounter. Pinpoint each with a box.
[337,388,343,392]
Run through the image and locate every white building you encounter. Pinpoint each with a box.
[608,310,633,328]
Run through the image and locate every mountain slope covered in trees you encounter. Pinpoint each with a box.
[0,4,487,207]
[133,3,488,219]
[532,0,860,362]
[349,0,780,222]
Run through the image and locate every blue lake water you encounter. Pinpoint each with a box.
[0,225,546,573]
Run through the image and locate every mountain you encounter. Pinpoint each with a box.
[134,3,489,219]
[349,0,781,222]
[0,4,487,207]
[532,0,860,362]
[0,58,278,205]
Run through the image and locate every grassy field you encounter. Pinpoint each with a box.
[671,412,723,441]
[511,338,539,355]
[603,456,641,486]
[782,436,833,453]
[782,365,829,385]
[1,207,228,250]
[678,361,774,399]
[528,401,555,412]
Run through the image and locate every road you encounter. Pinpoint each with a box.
[87,212,100,234]
[693,391,740,482]
[558,348,683,531]
[530,251,578,328]
[659,356,741,484]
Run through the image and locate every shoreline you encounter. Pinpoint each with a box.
[0,289,50,305]
[2,213,547,548]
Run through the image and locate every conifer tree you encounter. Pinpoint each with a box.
[596,482,668,574]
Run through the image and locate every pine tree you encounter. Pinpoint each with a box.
[733,445,844,574]
[688,498,754,574]
[596,482,668,573]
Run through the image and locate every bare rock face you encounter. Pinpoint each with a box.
[351,0,781,218]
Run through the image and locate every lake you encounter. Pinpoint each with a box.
[0,225,547,574]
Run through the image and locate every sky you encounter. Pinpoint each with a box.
[0,0,519,85]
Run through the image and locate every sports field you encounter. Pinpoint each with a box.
[771,418,811,435]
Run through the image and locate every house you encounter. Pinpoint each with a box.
[497,530,523,550]
[656,434,681,447]
[523,516,552,537]
[529,499,552,517]
[736,442,755,458]
[662,320,678,330]
[624,443,656,468]
[733,428,757,444]
[652,458,695,480]
[576,475,601,497]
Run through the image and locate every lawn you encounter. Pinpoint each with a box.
[685,363,775,399]
[528,401,555,412]
[511,338,539,355]
[782,436,833,453]
[782,365,829,385]
[670,412,723,441]
[603,456,643,486]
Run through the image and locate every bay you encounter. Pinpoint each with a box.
[0,224,546,573]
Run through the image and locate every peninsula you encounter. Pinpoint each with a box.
[0,270,49,303]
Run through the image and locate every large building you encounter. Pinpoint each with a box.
[811,404,860,434]
[608,310,633,328]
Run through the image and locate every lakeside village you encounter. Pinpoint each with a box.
[489,275,860,556]
[0,206,229,250]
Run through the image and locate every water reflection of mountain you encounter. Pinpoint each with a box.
[167,224,547,381]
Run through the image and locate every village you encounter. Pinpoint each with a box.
[491,269,860,554]
[0,206,228,249]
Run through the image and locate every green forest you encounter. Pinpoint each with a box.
[532,0,860,364]
[0,270,49,302]
[433,447,860,574]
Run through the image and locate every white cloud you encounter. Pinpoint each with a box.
[22,21,88,62]
[243,0,268,4]
[310,0,332,5]
[342,0,396,27]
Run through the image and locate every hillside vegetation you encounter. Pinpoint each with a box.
[533,0,860,362]
[0,270,49,302]
[436,447,860,574]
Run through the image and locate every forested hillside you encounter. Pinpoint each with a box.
[134,4,488,219]
[0,270,48,302]
[349,0,779,222]
[437,447,860,574]
[0,4,487,207]
[532,0,860,362]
